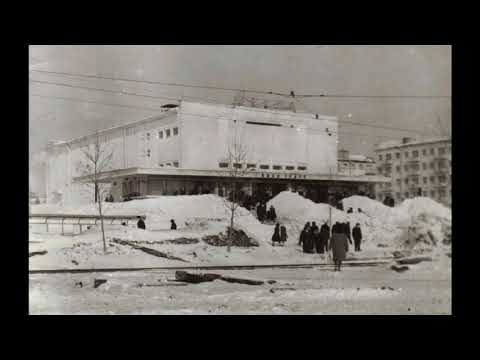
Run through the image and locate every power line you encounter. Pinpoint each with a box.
[29,79,181,102]
[30,69,451,99]
[30,93,165,112]
[29,80,432,137]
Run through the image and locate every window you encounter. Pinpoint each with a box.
[422,163,427,170]
[413,177,419,184]
[146,149,151,157]
[386,153,392,161]
[166,129,171,138]
[285,165,295,170]
[438,175,446,183]
[439,147,445,155]
[430,190,435,197]
[273,165,283,170]
[423,177,428,184]
[359,164,364,170]
[405,151,409,158]
[405,192,409,198]
[247,164,256,169]
[158,131,164,139]
[422,149,427,156]
[146,132,150,140]
[396,179,401,186]
[430,162,435,169]
[173,161,179,168]
[260,165,270,170]
[173,127,178,136]
[298,166,307,171]
[430,148,435,155]
[219,162,229,168]
[113,182,117,186]
[413,150,419,158]
[404,165,409,171]
[405,178,409,185]
[430,176,435,183]
[379,155,383,161]
[233,163,242,169]
[396,152,400,159]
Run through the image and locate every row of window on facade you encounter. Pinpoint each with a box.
[382,189,450,200]
[378,174,450,187]
[378,145,450,161]
[381,159,450,174]
[218,163,307,171]
[144,127,179,141]
[338,162,374,170]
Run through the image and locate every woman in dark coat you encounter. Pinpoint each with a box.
[272,223,281,245]
[269,206,277,222]
[299,222,310,246]
[319,222,330,253]
[303,226,315,254]
[329,223,349,271]
[257,203,265,222]
[344,222,352,245]
[280,225,287,245]
[313,226,322,254]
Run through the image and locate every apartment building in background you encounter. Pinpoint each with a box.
[374,137,451,206]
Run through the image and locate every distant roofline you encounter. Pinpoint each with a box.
[375,137,451,151]
[48,108,178,149]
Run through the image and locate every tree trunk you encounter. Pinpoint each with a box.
[98,186,107,254]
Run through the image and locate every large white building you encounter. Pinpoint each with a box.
[44,101,387,205]
[374,137,451,206]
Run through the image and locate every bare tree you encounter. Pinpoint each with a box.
[222,122,250,252]
[76,132,114,253]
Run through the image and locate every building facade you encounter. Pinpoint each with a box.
[337,149,376,177]
[45,101,388,205]
[374,137,451,206]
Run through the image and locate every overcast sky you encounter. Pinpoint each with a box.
[29,45,451,158]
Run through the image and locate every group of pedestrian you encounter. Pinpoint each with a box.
[298,221,330,254]
[271,223,288,246]
[257,203,277,223]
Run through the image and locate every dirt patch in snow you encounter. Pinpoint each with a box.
[202,228,259,247]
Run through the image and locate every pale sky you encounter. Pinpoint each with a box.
[29,45,451,158]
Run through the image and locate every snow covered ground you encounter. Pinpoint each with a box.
[29,192,452,314]
[29,264,451,315]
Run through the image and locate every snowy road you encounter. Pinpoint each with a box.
[29,264,451,315]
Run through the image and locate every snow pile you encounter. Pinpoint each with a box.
[341,196,409,226]
[268,191,452,252]
[32,195,255,228]
[267,191,347,224]
[397,197,451,220]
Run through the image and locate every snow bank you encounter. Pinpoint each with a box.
[397,197,451,220]
[268,191,452,252]
[268,191,347,224]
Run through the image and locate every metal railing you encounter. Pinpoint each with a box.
[29,214,143,235]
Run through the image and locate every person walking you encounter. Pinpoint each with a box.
[299,222,311,246]
[303,224,315,254]
[137,216,146,230]
[257,202,265,222]
[313,225,322,254]
[320,222,330,253]
[280,224,287,245]
[269,205,277,222]
[329,223,349,271]
[170,219,177,230]
[272,223,281,245]
[352,223,362,252]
